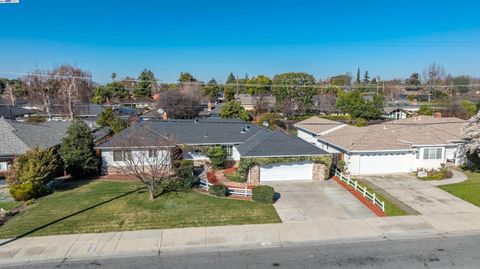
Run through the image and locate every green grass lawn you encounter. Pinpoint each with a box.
[356,179,408,217]
[440,171,480,207]
[0,180,281,238]
[0,201,21,211]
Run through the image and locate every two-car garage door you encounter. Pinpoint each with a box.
[259,161,313,182]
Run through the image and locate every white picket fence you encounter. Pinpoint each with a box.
[199,179,252,197]
[332,169,385,212]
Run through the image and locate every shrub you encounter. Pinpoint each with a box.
[9,182,34,201]
[209,184,228,197]
[175,160,194,178]
[182,175,200,189]
[252,185,275,203]
[25,115,47,123]
[337,160,346,172]
[7,148,59,201]
[203,146,227,169]
[355,118,367,127]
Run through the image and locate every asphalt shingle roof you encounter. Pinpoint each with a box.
[97,118,327,157]
[294,117,345,135]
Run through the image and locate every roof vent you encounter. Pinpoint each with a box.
[194,117,198,123]
[204,134,208,138]
[240,127,246,134]
[245,125,250,131]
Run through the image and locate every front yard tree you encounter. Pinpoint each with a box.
[61,119,100,178]
[203,78,221,100]
[97,107,126,133]
[111,129,179,201]
[462,111,480,165]
[220,101,250,121]
[336,90,385,120]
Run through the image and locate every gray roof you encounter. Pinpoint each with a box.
[0,118,70,156]
[0,106,36,119]
[97,118,327,157]
[237,131,327,157]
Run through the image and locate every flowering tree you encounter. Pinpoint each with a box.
[462,111,480,163]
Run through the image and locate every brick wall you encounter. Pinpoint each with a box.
[248,165,260,184]
[312,163,326,182]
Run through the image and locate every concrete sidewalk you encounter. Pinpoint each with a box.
[2,212,480,266]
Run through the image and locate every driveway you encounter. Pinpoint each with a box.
[362,174,480,215]
[266,180,374,223]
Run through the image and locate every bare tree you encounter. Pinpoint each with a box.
[157,89,203,118]
[422,63,446,102]
[52,65,93,119]
[110,128,180,200]
[2,83,16,106]
[24,70,57,118]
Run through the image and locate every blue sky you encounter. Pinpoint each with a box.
[0,0,479,83]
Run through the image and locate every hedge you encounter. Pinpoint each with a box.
[238,155,333,181]
[252,185,276,203]
[208,184,228,197]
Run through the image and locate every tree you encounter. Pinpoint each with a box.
[462,111,480,165]
[2,83,16,105]
[203,78,220,100]
[111,72,117,81]
[223,72,237,101]
[336,90,385,120]
[110,128,179,200]
[203,146,227,169]
[256,112,280,130]
[422,63,446,102]
[24,70,59,118]
[7,148,59,201]
[405,73,421,91]
[52,65,93,119]
[245,75,272,95]
[356,68,361,84]
[134,69,156,97]
[178,72,197,83]
[60,119,100,178]
[272,72,316,116]
[363,71,370,84]
[219,101,250,121]
[92,82,129,104]
[157,90,203,118]
[330,74,352,88]
[97,107,126,133]
[453,76,471,94]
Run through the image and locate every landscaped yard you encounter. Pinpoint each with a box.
[440,170,480,207]
[0,180,281,238]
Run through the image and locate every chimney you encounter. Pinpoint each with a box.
[207,101,212,112]
[162,112,168,120]
[152,93,160,100]
[434,112,442,119]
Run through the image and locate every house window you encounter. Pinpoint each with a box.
[113,150,132,162]
[0,162,8,171]
[423,148,442,160]
[222,145,234,157]
[148,149,158,158]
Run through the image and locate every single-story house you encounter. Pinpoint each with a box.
[297,116,466,175]
[0,118,71,172]
[0,118,111,173]
[96,118,329,183]
[235,94,275,111]
[383,101,420,120]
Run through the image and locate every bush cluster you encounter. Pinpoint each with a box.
[252,185,276,203]
[208,184,228,197]
[203,146,227,169]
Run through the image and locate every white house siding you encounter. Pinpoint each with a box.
[412,147,448,170]
[232,146,241,161]
[101,149,171,174]
[297,129,318,145]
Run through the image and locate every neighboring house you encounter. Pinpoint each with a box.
[383,101,420,120]
[0,118,71,172]
[0,105,36,121]
[294,117,347,147]
[198,102,223,118]
[46,104,108,120]
[119,96,155,109]
[96,118,328,183]
[304,116,465,175]
[235,94,275,111]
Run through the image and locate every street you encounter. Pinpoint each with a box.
[7,234,480,269]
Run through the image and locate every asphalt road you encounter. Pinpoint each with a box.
[6,234,480,269]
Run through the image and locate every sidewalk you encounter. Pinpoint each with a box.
[2,212,480,266]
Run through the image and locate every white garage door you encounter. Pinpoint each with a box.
[260,162,313,182]
[358,153,409,175]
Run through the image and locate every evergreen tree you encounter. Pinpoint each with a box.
[134,69,155,97]
[219,101,250,121]
[363,71,370,84]
[356,68,361,84]
[204,78,220,99]
[60,119,100,177]
[224,72,237,101]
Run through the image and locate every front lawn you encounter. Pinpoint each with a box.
[356,179,408,217]
[440,171,480,207]
[0,180,281,238]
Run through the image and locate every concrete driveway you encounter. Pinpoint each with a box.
[362,174,480,215]
[266,180,374,223]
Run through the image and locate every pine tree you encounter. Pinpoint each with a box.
[356,68,361,84]
[363,71,370,84]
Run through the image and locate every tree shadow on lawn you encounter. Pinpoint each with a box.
[0,186,144,247]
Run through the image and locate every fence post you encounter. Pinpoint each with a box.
[340,171,343,180]
[354,180,358,190]
[363,186,367,197]
[372,192,376,204]
[244,185,247,197]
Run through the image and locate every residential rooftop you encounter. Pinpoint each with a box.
[294,117,346,135]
